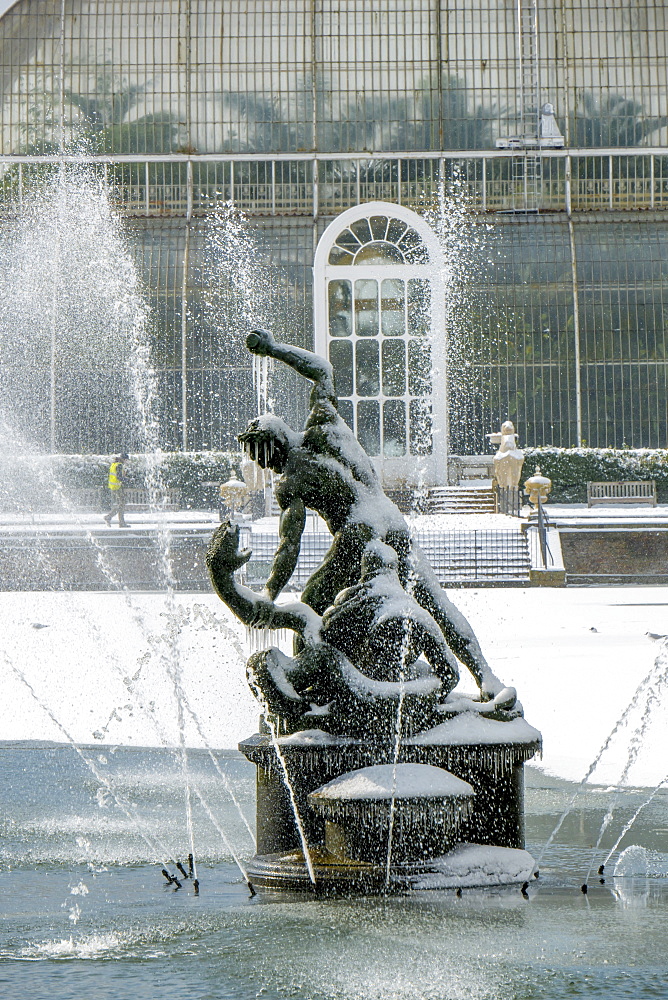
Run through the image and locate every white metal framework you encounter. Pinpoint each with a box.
[314,203,446,487]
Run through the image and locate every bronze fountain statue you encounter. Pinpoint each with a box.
[207,330,540,892]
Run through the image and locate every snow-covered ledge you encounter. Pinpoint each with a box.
[521,520,566,586]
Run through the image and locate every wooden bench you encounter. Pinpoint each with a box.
[587,481,657,507]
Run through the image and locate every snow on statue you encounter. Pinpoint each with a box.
[207,329,519,737]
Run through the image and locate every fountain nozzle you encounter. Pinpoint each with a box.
[193,879,200,895]
[188,853,195,878]
[161,868,182,888]
[597,864,605,875]
[580,883,588,894]
[176,862,189,880]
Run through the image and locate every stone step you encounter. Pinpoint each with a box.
[243,527,531,586]
[426,487,498,515]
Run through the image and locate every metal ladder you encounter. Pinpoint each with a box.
[513,0,542,212]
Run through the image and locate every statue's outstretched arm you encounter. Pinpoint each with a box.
[265,497,306,601]
[247,330,337,409]
[206,522,309,633]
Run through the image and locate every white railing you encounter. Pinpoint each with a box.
[2,149,668,218]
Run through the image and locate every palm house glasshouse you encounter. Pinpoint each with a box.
[0,0,667,485]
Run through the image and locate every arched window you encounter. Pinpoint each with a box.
[314,203,447,487]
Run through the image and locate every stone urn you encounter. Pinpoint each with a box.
[524,466,552,507]
[218,475,250,519]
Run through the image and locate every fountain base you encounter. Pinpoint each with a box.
[245,843,538,895]
[239,721,541,894]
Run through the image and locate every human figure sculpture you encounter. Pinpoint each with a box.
[207,525,518,736]
[211,329,513,712]
[493,420,524,489]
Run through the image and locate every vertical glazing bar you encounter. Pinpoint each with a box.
[181,160,193,451]
[271,160,276,215]
[145,160,150,215]
[186,158,193,219]
[230,160,234,203]
[567,214,582,445]
[608,154,613,210]
[18,162,22,209]
[356,159,361,205]
[311,0,318,152]
[397,158,402,205]
[181,221,190,452]
[482,156,487,213]
[312,157,318,221]
[650,153,655,209]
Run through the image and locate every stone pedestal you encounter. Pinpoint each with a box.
[239,731,540,892]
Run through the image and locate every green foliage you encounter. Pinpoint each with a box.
[138,451,239,508]
[522,447,668,503]
[0,452,239,512]
[572,93,668,149]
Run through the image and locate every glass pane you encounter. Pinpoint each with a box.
[336,228,360,250]
[381,278,405,336]
[407,279,430,336]
[354,279,378,336]
[382,339,406,396]
[329,245,355,265]
[355,339,380,396]
[357,400,380,456]
[408,339,432,396]
[410,400,433,455]
[399,227,429,263]
[328,279,352,337]
[369,215,389,240]
[329,340,353,397]
[338,398,354,429]
[386,218,408,244]
[383,400,406,456]
[350,218,372,245]
[354,241,404,265]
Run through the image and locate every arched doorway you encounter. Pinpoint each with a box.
[314,202,446,488]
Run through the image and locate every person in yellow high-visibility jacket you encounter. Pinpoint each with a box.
[104,453,130,527]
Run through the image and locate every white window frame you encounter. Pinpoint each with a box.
[313,202,447,488]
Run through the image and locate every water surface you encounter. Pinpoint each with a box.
[1,743,667,999]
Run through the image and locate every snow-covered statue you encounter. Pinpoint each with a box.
[207,330,519,737]
[493,420,525,489]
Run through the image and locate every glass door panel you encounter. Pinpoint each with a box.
[354,279,379,336]
[357,399,380,456]
[328,279,352,337]
[383,399,406,456]
[329,339,353,396]
[355,339,380,396]
[381,278,405,336]
[381,339,406,396]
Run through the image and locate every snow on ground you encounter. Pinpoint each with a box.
[3,585,667,789]
[454,586,668,788]
[0,510,220,534]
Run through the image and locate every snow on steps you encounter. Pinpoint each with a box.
[427,487,498,515]
[243,528,531,587]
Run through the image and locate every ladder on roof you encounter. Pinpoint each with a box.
[513,0,542,212]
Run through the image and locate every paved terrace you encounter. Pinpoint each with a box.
[0,504,666,589]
